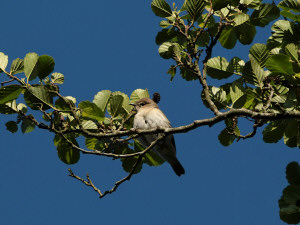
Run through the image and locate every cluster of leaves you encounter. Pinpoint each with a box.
[0,52,164,173]
[279,162,300,224]
[151,0,300,148]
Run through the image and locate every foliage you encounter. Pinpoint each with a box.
[0,0,300,222]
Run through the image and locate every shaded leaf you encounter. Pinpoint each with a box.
[218,128,235,146]
[279,185,300,224]
[286,162,300,186]
[5,121,18,133]
[207,56,233,79]
[219,26,237,49]
[235,22,256,45]
[250,3,280,27]
[57,138,80,165]
[151,0,172,17]
[263,121,286,143]
[78,101,104,122]
[24,86,53,110]
[0,85,22,104]
[158,42,174,59]
[283,119,300,148]
[21,118,35,134]
[265,54,294,78]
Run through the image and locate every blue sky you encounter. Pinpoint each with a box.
[0,0,297,224]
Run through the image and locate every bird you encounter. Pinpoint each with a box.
[130,98,185,176]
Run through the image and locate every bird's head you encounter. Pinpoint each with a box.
[130,98,158,111]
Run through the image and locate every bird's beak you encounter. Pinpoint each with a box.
[129,103,136,106]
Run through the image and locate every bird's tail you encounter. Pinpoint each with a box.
[170,158,185,176]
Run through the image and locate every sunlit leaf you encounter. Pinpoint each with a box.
[0,52,8,71]
[10,58,24,75]
[93,90,112,113]
[130,89,149,103]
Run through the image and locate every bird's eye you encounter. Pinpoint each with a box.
[140,102,146,106]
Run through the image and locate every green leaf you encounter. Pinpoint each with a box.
[229,57,245,73]
[242,58,265,88]
[249,43,270,67]
[107,95,124,118]
[57,139,80,165]
[0,85,22,104]
[267,20,293,48]
[82,120,98,130]
[235,22,256,45]
[241,0,262,10]
[265,54,294,77]
[24,53,55,81]
[134,141,164,166]
[286,162,300,186]
[24,86,53,110]
[279,185,300,224]
[278,0,300,13]
[234,13,249,26]
[5,121,18,133]
[51,72,64,84]
[0,100,17,114]
[196,32,210,47]
[285,43,298,62]
[93,90,112,113]
[36,55,55,80]
[159,20,172,28]
[167,65,176,81]
[280,10,300,22]
[219,26,237,49]
[151,0,172,17]
[55,97,74,111]
[212,0,231,11]
[158,42,174,59]
[21,118,35,133]
[262,121,286,143]
[230,81,246,108]
[284,119,300,148]
[250,3,280,27]
[10,58,24,75]
[24,52,39,81]
[218,128,235,146]
[85,138,107,151]
[202,86,228,110]
[180,67,198,81]
[155,28,178,45]
[78,101,104,122]
[130,89,149,103]
[111,91,132,115]
[207,56,234,79]
[0,52,8,71]
[186,0,206,21]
